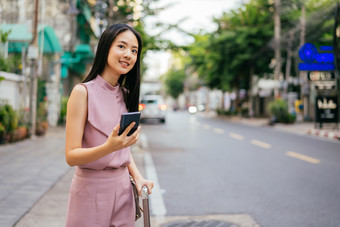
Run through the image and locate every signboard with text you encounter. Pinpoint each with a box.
[315,96,338,123]
[308,71,336,90]
[299,43,335,71]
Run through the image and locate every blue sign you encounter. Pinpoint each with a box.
[298,43,335,71]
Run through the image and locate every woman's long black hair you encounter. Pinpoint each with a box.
[83,24,142,112]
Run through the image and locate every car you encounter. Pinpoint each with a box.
[139,95,167,123]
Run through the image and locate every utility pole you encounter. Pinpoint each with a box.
[67,0,79,51]
[299,4,306,122]
[274,0,281,98]
[334,1,340,77]
[28,0,39,138]
[284,30,294,99]
[300,4,305,47]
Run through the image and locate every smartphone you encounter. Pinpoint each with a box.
[118,112,141,136]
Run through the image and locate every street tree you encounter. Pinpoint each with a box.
[163,68,186,100]
[187,0,274,112]
[185,0,336,113]
[86,0,182,76]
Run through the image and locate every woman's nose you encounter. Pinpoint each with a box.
[124,50,131,58]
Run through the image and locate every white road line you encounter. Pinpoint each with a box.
[213,128,225,134]
[286,151,320,164]
[144,152,167,216]
[139,133,148,149]
[229,133,244,140]
[203,124,211,130]
[251,139,271,149]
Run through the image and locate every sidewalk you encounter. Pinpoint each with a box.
[0,127,69,227]
[214,113,340,141]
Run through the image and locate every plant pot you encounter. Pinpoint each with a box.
[36,121,48,136]
[17,126,28,140]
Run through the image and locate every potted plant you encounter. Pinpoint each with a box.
[36,102,48,136]
[0,104,18,143]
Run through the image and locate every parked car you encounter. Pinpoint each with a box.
[139,95,167,123]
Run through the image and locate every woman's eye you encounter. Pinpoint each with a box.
[118,45,125,49]
[132,49,138,54]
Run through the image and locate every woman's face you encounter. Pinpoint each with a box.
[106,30,139,77]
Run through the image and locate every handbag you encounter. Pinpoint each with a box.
[130,176,143,221]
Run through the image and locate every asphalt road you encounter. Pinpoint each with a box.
[140,111,340,227]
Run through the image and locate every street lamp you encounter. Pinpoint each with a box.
[67,0,79,15]
[95,0,107,35]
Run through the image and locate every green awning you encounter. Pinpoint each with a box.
[74,44,94,58]
[0,24,32,42]
[38,25,62,53]
[61,44,94,78]
[0,24,62,53]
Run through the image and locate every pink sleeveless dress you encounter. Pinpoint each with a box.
[65,75,135,227]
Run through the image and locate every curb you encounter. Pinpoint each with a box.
[307,129,340,140]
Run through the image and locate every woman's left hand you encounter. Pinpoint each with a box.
[135,178,154,196]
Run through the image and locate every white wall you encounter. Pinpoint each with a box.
[0,71,27,110]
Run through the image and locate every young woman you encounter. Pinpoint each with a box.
[65,24,154,227]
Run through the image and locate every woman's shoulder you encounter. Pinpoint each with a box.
[70,84,88,99]
[67,84,88,111]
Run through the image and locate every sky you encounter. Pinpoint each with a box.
[143,0,240,80]
[145,0,240,45]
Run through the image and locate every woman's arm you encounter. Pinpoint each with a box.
[65,84,139,167]
[128,152,154,195]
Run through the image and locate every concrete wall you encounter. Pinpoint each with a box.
[0,71,27,110]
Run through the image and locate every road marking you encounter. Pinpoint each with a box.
[213,128,225,134]
[203,124,211,130]
[229,133,244,140]
[139,133,148,149]
[286,151,320,164]
[251,139,271,149]
[144,152,167,216]
[189,118,196,124]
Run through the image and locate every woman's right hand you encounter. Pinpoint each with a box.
[105,122,140,151]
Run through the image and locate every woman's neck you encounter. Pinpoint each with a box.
[101,68,120,87]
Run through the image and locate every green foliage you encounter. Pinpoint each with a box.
[0,29,11,43]
[163,69,186,99]
[216,108,237,116]
[0,122,4,135]
[0,58,10,72]
[268,99,296,123]
[37,78,46,105]
[59,96,69,125]
[187,0,274,92]
[280,0,336,46]
[184,0,336,97]
[37,102,47,123]
[87,0,174,76]
[0,104,18,134]
[36,79,47,125]
[0,55,22,73]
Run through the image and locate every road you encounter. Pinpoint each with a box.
[140,111,340,227]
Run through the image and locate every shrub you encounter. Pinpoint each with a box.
[268,99,296,124]
[216,108,237,116]
[0,104,18,134]
[59,96,68,125]
[0,123,4,135]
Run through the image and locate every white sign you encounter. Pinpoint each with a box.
[27,46,39,59]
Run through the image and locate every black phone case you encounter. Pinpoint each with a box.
[118,112,141,136]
